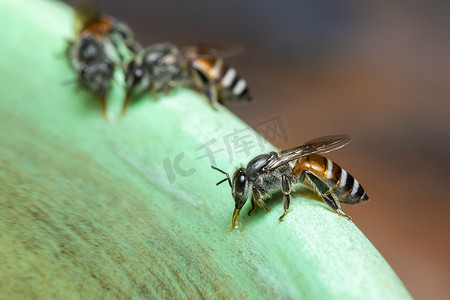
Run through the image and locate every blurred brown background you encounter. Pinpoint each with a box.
[64,0,450,298]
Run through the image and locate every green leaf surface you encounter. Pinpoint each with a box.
[0,0,411,298]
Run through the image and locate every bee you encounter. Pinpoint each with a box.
[122,43,251,114]
[211,135,369,232]
[67,0,140,118]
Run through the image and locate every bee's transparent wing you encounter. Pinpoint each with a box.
[263,135,352,171]
[74,0,100,37]
[179,44,244,60]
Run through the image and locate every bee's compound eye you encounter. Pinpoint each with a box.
[232,169,249,209]
[233,172,247,195]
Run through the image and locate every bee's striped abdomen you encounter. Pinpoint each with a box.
[190,58,250,101]
[293,154,368,204]
[220,66,249,99]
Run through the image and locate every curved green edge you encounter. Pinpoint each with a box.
[0,0,411,299]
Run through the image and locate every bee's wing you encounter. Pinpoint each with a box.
[74,0,101,37]
[263,135,352,171]
[179,44,244,61]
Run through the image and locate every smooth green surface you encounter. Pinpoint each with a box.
[0,0,411,299]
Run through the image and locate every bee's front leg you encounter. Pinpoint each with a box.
[252,187,270,212]
[248,196,256,216]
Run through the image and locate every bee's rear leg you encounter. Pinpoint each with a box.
[300,171,351,221]
[205,84,219,109]
[278,174,292,222]
[189,68,219,108]
[321,193,352,221]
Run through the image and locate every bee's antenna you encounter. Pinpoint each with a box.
[216,178,229,186]
[211,165,232,188]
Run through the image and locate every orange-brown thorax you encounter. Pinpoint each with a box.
[82,17,114,36]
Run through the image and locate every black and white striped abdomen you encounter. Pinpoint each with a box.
[332,167,369,204]
[190,58,251,102]
[219,66,250,100]
[293,154,369,204]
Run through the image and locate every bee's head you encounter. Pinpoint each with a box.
[80,60,114,98]
[77,36,103,64]
[231,168,250,209]
[211,166,251,232]
[122,60,147,115]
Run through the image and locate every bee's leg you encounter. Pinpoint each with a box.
[247,196,256,216]
[99,96,108,120]
[279,175,292,222]
[187,67,218,108]
[188,66,202,88]
[252,187,270,212]
[297,170,305,182]
[112,39,124,62]
[298,170,320,194]
[127,41,142,55]
[120,93,131,117]
[148,86,158,99]
[162,81,176,95]
[323,182,340,197]
[322,193,352,221]
[108,35,129,64]
[301,172,351,221]
[205,84,219,108]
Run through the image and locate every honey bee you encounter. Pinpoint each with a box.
[67,0,140,118]
[122,43,251,114]
[211,135,369,232]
